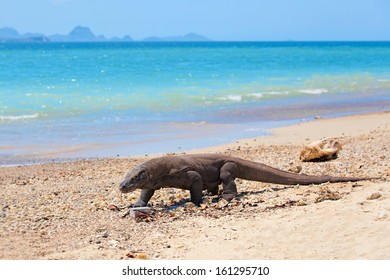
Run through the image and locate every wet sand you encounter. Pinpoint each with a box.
[0,111,389,259]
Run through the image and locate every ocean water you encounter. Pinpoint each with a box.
[1,42,390,164]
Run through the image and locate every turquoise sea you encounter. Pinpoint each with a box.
[1,42,390,164]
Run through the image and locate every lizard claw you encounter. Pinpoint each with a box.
[222,193,236,201]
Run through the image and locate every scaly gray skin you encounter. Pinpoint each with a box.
[119,154,375,207]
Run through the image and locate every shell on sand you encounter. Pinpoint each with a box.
[300,138,342,162]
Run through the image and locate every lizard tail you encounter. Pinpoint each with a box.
[235,158,375,185]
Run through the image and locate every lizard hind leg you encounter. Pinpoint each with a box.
[220,162,238,201]
[186,171,204,206]
[208,185,219,196]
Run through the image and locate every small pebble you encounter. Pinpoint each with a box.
[297,200,307,206]
[375,211,388,221]
[367,193,382,200]
[108,240,119,247]
[184,202,196,209]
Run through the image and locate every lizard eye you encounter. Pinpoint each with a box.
[133,171,146,181]
[139,171,147,179]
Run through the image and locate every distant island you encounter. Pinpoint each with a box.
[0,26,210,43]
[142,33,210,42]
[0,27,49,42]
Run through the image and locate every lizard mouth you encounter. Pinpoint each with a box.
[119,182,135,193]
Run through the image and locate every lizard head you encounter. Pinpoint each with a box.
[119,168,150,193]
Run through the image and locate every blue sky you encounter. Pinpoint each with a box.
[0,0,389,40]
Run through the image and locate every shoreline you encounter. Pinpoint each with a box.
[1,109,389,167]
[193,110,390,153]
[0,110,389,259]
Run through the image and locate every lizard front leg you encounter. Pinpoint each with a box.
[134,189,155,207]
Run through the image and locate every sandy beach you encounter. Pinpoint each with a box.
[0,111,389,260]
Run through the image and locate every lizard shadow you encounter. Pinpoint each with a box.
[235,185,295,200]
[128,186,296,209]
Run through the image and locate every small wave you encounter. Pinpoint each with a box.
[250,91,289,98]
[266,91,289,95]
[219,95,242,102]
[297,88,328,95]
[250,93,263,98]
[0,113,39,121]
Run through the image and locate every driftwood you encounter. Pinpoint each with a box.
[300,138,342,162]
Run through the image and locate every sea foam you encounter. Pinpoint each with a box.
[297,88,328,95]
[0,113,39,121]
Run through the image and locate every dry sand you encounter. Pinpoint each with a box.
[0,111,389,260]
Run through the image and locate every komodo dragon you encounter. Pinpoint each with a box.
[119,154,375,207]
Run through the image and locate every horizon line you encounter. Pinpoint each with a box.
[2,40,390,43]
